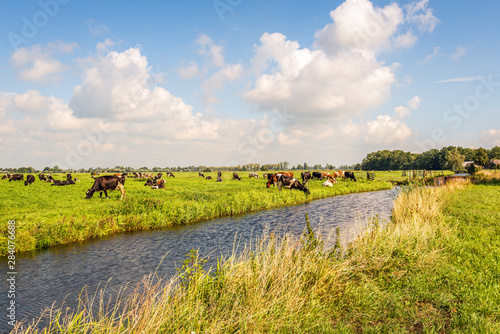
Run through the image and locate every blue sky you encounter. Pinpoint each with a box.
[1,0,499,169]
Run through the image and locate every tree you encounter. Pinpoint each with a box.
[444,147,465,171]
[488,146,500,159]
[474,147,489,167]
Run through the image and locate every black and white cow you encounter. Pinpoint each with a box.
[86,175,126,200]
[277,174,310,194]
[301,171,312,184]
[344,171,357,181]
[312,172,323,180]
[9,174,24,182]
[24,175,35,186]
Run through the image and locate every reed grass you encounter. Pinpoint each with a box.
[13,178,500,333]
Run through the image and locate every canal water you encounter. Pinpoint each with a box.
[1,188,397,332]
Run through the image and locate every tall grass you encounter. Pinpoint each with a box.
[15,178,500,333]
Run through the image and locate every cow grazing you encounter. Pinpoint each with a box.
[312,172,323,180]
[249,172,259,178]
[277,175,310,194]
[151,179,166,189]
[167,172,175,178]
[86,175,126,200]
[216,177,223,182]
[344,171,357,181]
[206,176,213,180]
[217,171,222,177]
[47,174,55,182]
[39,173,47,181]
[52,179,75,186]
[263,173,268,179]
[24,175,35,186]
[144,179,155,186]
[199,172,205,177]
[301,171,312,184]
[232,172,242,180]
[154,173,162,180]
[266,172,294,188]
[9,174,24,182]
[67,173,73,181]
[2,174,11,180]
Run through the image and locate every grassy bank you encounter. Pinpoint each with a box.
[14,180,500,332]
[0,172,392,255]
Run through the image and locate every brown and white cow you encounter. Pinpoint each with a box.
[266,172,294,188]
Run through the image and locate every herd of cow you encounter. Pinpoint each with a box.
[2,173,80,186]
[2,170,356,200]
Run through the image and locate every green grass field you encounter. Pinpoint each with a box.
[0,171,394,255]
[14,179,500,333]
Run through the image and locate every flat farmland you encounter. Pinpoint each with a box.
[0,171,393,255]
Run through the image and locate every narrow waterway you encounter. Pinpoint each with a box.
[1,188,397,332]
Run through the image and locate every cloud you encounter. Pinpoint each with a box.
[416,46,441,65]
[394,106,410,119]
[10,42,78,83]
[69,47,214,140]
[196,34,225,68]
[85,19,109,35]
[178,62,200,79]
[405,0,440,32]
[434,76,482,83]
[480,129,500,146]
[13,90,49,112]
[451,46,466,60]
[407,96,421,110]
[243,0,438,128]
[201,64,243,104]
[340,95,418,145]
[366,114,412,144]
[314,0,406,57]
[244,31,396,125]
[96,38,116,54]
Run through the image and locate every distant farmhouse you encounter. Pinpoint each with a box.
[463,160,500,169]
[462,161,479,168]
[487,159,500,169]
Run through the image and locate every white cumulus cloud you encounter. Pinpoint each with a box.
[10,42,77,83]
[480,129,500,146]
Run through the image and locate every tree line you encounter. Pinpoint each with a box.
[361,146,500,171]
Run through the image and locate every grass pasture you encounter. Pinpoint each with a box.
[0,171,393,255]
[14,178,500,333]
